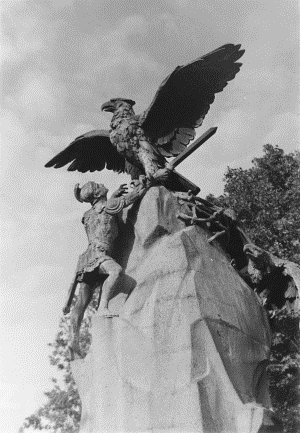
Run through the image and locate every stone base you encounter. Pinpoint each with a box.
[72,317,266,433]
[71,187,272,433]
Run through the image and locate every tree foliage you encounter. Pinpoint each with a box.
[209,144,300,262]
[19,297,97,433]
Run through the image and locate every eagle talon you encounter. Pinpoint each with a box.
[130,179,140,188]
[152,168,171,183]
[130,176,147,189]
[138,175,147,187]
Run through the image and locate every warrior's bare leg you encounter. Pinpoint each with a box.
[69,282,93,357]
[98,259,122,317]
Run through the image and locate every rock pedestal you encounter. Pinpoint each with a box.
[72,187,272,433]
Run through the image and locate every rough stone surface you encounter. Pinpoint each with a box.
[72,187,272,433]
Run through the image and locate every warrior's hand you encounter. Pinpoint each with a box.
[111,184,128,198]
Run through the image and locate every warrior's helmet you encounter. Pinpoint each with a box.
[74,182,108,203]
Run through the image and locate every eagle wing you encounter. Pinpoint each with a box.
[140,44,244,157]
[45,130,126,173]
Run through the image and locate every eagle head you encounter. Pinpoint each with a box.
[101,98,136,113]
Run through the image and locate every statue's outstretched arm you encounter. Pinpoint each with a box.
[105,183,147,215]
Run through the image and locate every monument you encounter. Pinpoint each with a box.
[44,43,300,432]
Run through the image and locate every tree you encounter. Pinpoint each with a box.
[208,144,300,432]
[209,144,300,262]
[19,295,97,433]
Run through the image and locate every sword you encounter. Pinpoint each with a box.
[168,127,217,170]
[165,127,217,195]
[62,272,78,315]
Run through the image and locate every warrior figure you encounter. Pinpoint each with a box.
[64,180,145,356]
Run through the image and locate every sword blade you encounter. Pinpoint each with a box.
[169,127,217,169]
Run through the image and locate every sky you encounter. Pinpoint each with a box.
[0,0,299,432]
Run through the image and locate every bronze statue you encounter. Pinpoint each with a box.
[45,44,244,194]
[63,181,145,357]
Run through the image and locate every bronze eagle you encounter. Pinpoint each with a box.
[45,44,245,192]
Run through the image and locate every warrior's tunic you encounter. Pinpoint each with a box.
[76,197,125,281]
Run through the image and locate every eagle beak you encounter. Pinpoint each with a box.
[101,101,115,112]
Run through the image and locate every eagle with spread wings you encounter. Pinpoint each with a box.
[45,44,245,192]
